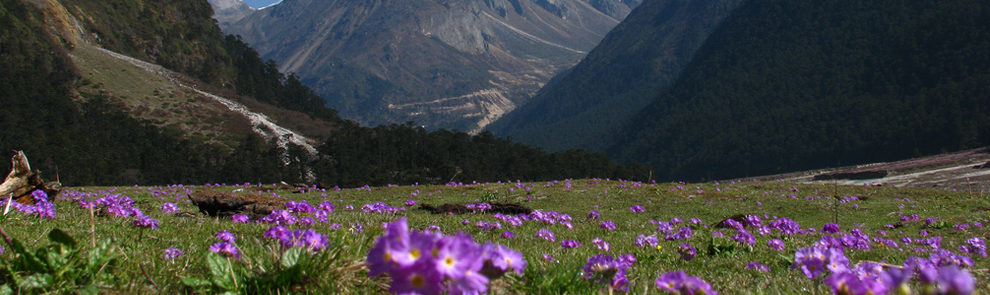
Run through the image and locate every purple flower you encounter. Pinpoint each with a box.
[294,229,330,251]
[655,271,717,295]
[317,201,335,213]
[635,235,659,248]
[162,247,183,260]
[961,237,987,257]
[629,205,645,213]
[161,202,179,213]
[678,243,697,261]
[592,238,610,251]
[209,242,240,259]
[822,223,840,234]
[132,216,159,229]
[731,229,756,246]
[434,233,483,281]
[826,271,888,295]
[600,221,617,231]
[404,200,417,206]
[388,260,444,295]
[767,239,785,251]
[745,215,762,227]
[215,231,236,243]
[232,214,249,223]
[657,221,674,234]
[561,240,581,249]
[501,231,515,239]
[931,265,976,295]
[483,243,526,275]
[264,225,293,244]
[536,229,556,242]
[583,254,635,292]
[745,262,770,272]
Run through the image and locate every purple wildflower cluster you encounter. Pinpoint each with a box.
[600,221,617,231]
[958,237,987,257]
[367,218,526,295]
[629,205,645,213]
[464,203,492,212]
[792,244,977,295]
[561,240,580,249]
[592,238,610,251]
[161,202,179,213]
[264,226,330,251]
[655,271,717,295]
[582,254,636,292]
[678,243,696,261]
[209,231,240,259]
[474,221,501,231]
[2,190,57,219]
[70,192,161,229]
[162,247,184,260]
[634,234,660,248]
[524,210,573,227]
[362,202,405,214]
[536,228,556,242]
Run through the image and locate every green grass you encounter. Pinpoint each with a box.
[1,179,989,293]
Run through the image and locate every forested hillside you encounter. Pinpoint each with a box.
[609,0,990,181]
[0,0,645,186]
[488,0,742,152]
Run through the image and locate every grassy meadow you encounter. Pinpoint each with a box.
[1,179,988,294]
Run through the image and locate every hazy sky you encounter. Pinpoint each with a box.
[242,0,280,9]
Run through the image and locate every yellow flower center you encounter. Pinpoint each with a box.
[410,249,421,260]
[411,274,424,287]
[444,256,455,266]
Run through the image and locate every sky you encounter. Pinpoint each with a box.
[242,0,280,9]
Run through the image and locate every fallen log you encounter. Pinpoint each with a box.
[187,191,286,219]
[0,151,61,205]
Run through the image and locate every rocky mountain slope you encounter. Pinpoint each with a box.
[213,0,640,132]
[487,0,742,151]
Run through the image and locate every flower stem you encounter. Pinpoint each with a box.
[227,256,239,290]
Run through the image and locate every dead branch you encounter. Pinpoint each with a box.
[0,151,62,204]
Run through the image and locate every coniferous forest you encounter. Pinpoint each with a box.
[608,0,990,181]
[0,0,649,187]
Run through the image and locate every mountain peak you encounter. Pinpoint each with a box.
[214,0,639,132]
[208,0,254,26]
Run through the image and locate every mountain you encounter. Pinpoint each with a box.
[1,0,647,186]
[487,0,742,151]
[607,0,990,181]
[213,0,640,132]
[210,0,255,27]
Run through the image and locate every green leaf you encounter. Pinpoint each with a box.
[207,253,229,279]
[281,247,305,268]
[77,284,100,295]
[212,276,235,291]
[47,228,77,249]
[0,285,12,295]
[19,273,53,289]
[10,239,46,272]
[180,277,213,287]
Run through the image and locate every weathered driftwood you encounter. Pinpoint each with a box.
[0,151,61,205]
[187,191,286,219]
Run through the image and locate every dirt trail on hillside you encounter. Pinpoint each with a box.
[737,148,990,192]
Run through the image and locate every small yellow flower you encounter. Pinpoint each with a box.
[656,245,663,251]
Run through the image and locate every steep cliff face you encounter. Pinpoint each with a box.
[216,0,638,131]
